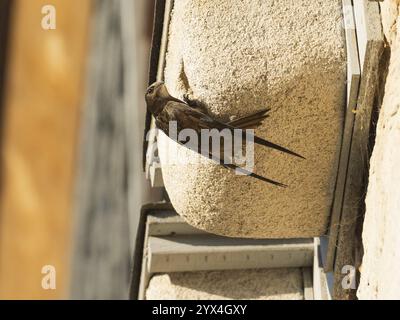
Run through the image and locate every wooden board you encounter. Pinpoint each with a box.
[332,0,384,300]
[325,0,361,273]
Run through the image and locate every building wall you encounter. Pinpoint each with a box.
[358,0,400,300]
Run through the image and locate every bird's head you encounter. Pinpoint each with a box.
[145,82,170,115]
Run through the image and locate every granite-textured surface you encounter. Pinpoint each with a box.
[146,268,304,300]
[158,0,346,238]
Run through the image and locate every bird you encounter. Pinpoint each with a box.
[145,81,304,187]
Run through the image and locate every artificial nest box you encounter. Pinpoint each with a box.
[148,0,347,239]
[144,0,349,238]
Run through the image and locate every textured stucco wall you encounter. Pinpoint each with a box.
[146,268,304,300]
[158,0,346,238]
[358,0,400,300]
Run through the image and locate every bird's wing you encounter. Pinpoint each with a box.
[162,101,217,131]
[168,103,304,159]
[154,109,170,133]
[158,102,287,187]
[228,108,270,129]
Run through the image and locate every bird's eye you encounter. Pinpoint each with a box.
[147,87,154,94]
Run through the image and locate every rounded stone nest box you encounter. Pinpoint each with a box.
[158,0,347,238]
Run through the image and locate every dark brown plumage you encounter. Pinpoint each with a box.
[145,82,303,187]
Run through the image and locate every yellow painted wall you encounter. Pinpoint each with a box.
[0,0,91,299]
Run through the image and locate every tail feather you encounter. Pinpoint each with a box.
[252,136,305,159]
[226,109,305,159]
